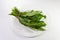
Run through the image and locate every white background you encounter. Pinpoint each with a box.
[0,0,60,40]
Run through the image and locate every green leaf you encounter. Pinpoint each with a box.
[10,7,20,17]
[21,10,42,16]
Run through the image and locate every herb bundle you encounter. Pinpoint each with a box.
[10,7,46,31]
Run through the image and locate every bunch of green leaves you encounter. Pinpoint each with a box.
[10,7,46,31]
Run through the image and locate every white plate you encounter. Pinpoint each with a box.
[9,0,50,38]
